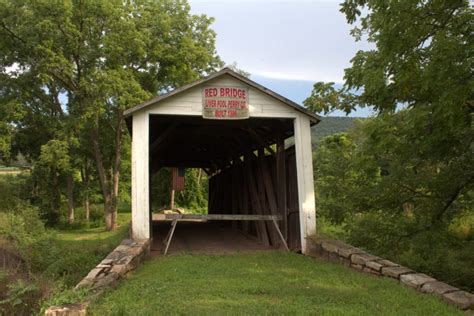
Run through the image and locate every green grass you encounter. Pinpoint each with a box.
[42,212,131,287]
[54,212,131,242]
[89,252,461,316]
[39,212,131,311]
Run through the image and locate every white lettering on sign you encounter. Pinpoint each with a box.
[202,86,249,119]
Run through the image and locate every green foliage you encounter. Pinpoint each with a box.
[226,62,251,78]
[304,82,359,115]
[39,285,89,315]
[30,213,130,286]
[89,252,462,315]
[0,174,32,208]
[177,169,208,209]
[151,168,208,211]
[314,131,379,224]
[1,0,223,228]
[0,173,131,313]
[309,0,473,292]
[314,118,474,290]
[0,176,48,262]
[311,116,357,146]
[0,278,41,316]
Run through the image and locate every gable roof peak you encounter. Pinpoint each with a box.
[124,67,321,123]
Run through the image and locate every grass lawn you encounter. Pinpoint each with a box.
[89,252,461,315]
[41,212,131,288]
[39,212,132,312]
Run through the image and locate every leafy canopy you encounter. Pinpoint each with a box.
[309,0,473,290]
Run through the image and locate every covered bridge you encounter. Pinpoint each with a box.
[125,68,320,254]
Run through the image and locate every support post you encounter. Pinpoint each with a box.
[276,137,287,240]
[293,114,316,254]
[170,189,175,210]
[131,111,150,240]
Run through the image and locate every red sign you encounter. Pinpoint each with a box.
[202,86,249,119]
[171,167,185,191]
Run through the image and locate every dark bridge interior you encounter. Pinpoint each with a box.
[147,115,296,174]
[138,114,307,252]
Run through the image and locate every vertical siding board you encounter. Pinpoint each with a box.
[293,114,317,254]
[131,111,150,240]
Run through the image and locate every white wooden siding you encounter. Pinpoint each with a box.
[142,74,297,118]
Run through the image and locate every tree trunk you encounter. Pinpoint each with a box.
[90,111,124,231]
[81,160,91,221]
[66,174,75,224]
[52,170,61,224]
[90,124,114,231]
[84,193,90,221]
[110,111,123,230]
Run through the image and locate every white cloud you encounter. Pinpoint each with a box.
[190,0,372,83]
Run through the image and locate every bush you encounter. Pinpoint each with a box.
[319,211,474,292]
[0,276,42,316]
[39,282,89,314]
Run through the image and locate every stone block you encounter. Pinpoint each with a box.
[365,260,384,272]
[306,242,323,257]
[337,247,364,259]
[420,281,459,296]
[105,251,123,261]
[100,258,114,265]
[120,239,134,246]
[93,272,119,289]
[328,252,339,262]
[128,246,143,256]
[96,264,111,268]
[351,253,380,266]
[114,245,131,253]
[84,268,103,280]
[442,291,474,310]
[117,254,135,266]
[381,266,413,279]
[310,238,324,247]
[363,267,380,276]
[400,273,436,289]
[45,303,87,316]
[111,264,127,275]
[321,240,339,253]
[74,279,93,290]
[377,259,399,268]
[338,256,351,266]
[351,263,364,271]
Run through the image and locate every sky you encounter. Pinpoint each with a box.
[189,0,374,117]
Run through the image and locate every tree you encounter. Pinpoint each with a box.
[307,0,473,289]
[34,140,75,224]
[226,62,251,78]
[1,0,222,230]
[305,0,473,223]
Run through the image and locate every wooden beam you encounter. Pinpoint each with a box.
[276,137,288,240]
[257,148,279,246]
[150,123,178,154]
[245,128,276,155]
[153,214,283,221]
[243,156,270,246]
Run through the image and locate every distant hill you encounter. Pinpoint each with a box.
[312,116,360,145]
[287,116,361,148]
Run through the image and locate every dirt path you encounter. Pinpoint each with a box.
[150,221,273,256]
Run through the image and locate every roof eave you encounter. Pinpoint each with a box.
[124,67,321,124]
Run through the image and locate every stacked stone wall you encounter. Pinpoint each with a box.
[308,237,474,311]
[45,239,150,316]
